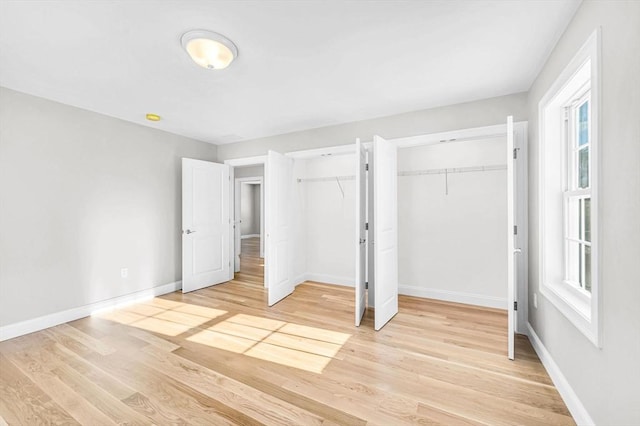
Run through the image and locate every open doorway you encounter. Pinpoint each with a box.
[233,166,265,287]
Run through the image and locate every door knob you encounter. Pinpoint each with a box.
[514,248,522,254]
[185,229,196,234]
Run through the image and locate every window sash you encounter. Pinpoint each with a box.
[565,90,591,192]
[564,153,591,293]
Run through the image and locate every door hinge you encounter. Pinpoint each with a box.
[514,301,518,311]
[365,223,369,230]
[513,148,518,159]
[514,225,518,235]
[365,282,368,290]
[365,163,369,171]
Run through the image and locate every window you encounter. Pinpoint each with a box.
[538,30,600,347]
[564,90,591,293]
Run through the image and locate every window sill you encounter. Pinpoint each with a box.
[540,281,600,347]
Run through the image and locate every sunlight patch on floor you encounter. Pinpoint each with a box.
[187,313,351,374]
[94,297,351,373]
[94,298,228,337]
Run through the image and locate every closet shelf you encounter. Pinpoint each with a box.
[398,164,506,177]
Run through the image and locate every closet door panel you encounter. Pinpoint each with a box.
[266,150,295,306]
[373,135,398,331]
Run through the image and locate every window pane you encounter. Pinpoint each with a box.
[579,243,584,288]
[566,241,580,284]
[585,245,592,292]
[579,147,589,188]
[578,101,589,146]
[567,197,580,240]
[579,198,583,239]
[584,198,591,242]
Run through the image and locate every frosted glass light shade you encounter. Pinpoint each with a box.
[181,30,238,70]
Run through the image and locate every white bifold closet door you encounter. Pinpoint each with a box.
[355,138,367,326]
[506,116,518,360]
[373,135,399,330]
[265,150,295,306]
[182,158,231,293]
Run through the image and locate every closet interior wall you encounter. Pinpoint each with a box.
[295,154,357,287]
[289,159,309,285]
[397,137,508,308]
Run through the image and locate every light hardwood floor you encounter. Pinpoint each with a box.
[0,237,574,425]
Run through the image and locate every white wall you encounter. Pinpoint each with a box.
[240,183,260,236]
[526,1,640,424]
[217,93,527,161]
[398,138,507,308]
[252,184,261,235]
[299,155,356,285]
[234,164,264,179]
[291,159,308,283]
[0,87,217,327]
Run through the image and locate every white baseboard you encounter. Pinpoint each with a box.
[0,281,182,342]
[300,273,354,288]
[292,273,307,287]
[527,323,594,426]
[241,234,259,239]
[399,285,506,309]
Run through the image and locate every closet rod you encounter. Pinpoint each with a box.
[297,175,355,183]
[296,164,506,182]
[398,164,506,177]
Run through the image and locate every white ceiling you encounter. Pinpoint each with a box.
[0,0,580,145]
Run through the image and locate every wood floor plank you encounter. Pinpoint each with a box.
[0,237,574,425]
[83,350,232,425]
[0,353,78,426]
[173,345,367,426]
[48,362,152,426]
[140,344,323,426]
[4,351,115,425]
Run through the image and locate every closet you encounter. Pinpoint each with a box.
[397,136,509,308]
[264,150,358,306]
[245,116,525,357]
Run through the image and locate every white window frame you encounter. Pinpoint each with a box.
[538,29,601,347]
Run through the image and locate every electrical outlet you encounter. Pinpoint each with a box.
[121,268,128,278]
[533,293,538,309]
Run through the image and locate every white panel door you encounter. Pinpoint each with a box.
[373,135,398,331]
[182,158,230,293]
[506,115,518,360]
[355,138,367,326]
[266,150,295,306]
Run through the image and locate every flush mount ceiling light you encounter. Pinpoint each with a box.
[181,30,238,70]
[146,113,161,121]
